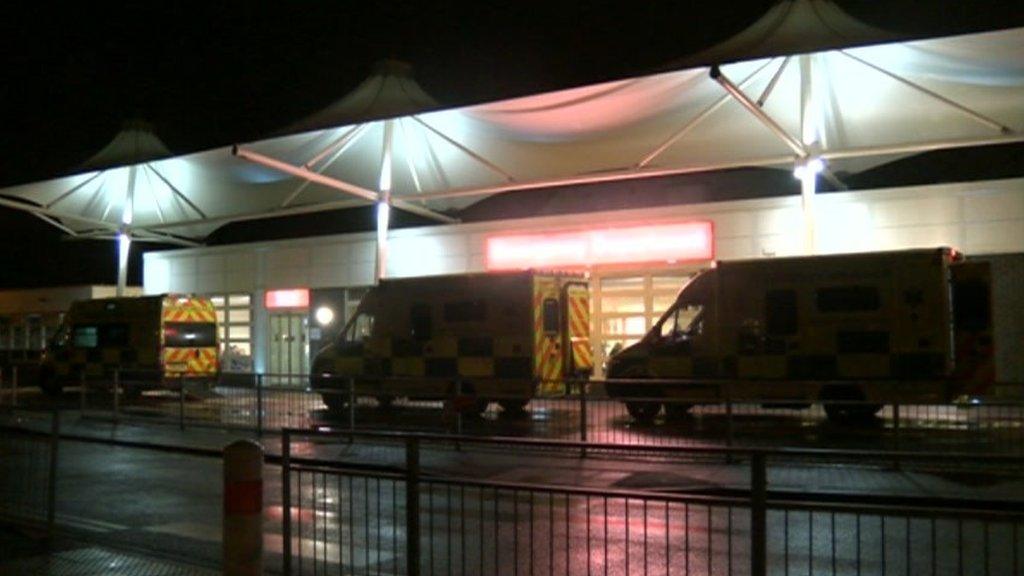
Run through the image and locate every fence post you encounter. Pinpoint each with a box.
[179,375,186,431]
[579,378,588,458]
[406,437,421,576]
[750,452,767,576]
[112,369,120,425]
[893,403,902,469]
[255,374,264,437]
[725,382,735,463]
[79,371,86,414]
[348,377,356,432]
[455,378,464,437]
[11,366,17,407]
[223,440,264,576]
[47,408,60,537]
[281,430,292,576]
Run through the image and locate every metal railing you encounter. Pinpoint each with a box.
[0,409,59,535]
[280,428,1024,576]
[58,370,1024,458]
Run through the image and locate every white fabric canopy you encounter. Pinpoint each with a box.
[2,1,1022,242]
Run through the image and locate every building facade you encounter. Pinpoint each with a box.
[143,177,1024,382]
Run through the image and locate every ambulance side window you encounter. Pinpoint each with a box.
[72,326,99,348]
[410,304,432,341]
[766,290,798,335]
[101,324,130,347]
[346,313,374,342]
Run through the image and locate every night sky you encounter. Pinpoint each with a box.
[2,1,1023,288]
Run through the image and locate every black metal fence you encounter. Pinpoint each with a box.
[281,429,1024,576]
[0,409,59,534]
[58,371,1024,458]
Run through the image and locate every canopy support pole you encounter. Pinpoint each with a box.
[409,115,517,182]
[116,231,131,297]
[282,124,369,207]
[636,59,778,169]
[43,171,105,210]
[710,65,808,157]
[839,50,1014,134]
[376,120,394,282]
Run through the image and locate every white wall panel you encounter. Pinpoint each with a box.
[964,190,1024,223]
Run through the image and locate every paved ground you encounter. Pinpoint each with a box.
[0,524,219,575]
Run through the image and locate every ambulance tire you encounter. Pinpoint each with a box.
[626,401,662,425]
[821,385,882,423]
[39,368,62,397]
[498,398,529,415]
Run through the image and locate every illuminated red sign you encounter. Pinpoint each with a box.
[486,221,714,270]
[265,289,310,309]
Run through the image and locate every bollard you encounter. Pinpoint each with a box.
[223,440,264,576]
[406,437,421,576]
[47,408,60,537]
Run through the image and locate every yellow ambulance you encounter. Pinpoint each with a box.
[38,294,219,395]
[311,271,592,415]
[606,248,994,423]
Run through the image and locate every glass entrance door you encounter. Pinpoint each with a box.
[268,312,308,386]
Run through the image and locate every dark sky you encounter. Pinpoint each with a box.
[1,1,1022,288]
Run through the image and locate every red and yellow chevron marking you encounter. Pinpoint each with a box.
[566,287,593,371]
[163,347,218,376]
[162,296,217,323]
[533,279,562,389]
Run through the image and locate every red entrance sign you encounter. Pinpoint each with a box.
[486,221,714,270]
[265,288,310,309]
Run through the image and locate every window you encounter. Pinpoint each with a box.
[346,313,374,342]
[543,299,559,333]
[208,292,253,371]
[659,304,703,339]
[953,281,990,331]
[411,304,432,341]
[73,326,99,348]
[766,290,798,335]
[443,300,486,322]
[817,286,880,312]
[164,323,217,348]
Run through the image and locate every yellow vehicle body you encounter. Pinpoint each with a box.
[606,248,994,420]
[38,294,219,394]
[311,271,592,411]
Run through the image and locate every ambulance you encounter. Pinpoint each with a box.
[38,294,219,395]
[310,271,592,414]
[605,248,994,423]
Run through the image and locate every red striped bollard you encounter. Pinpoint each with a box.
[223,440,264,575]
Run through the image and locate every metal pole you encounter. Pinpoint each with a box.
[11,366,17,407]
[406,437,421,576]
[893,403,902,469]
[47,408,60,537]
[455,378,464,437]
[281,430,292,576]
[348,378,356,432]
[112,369,120,425]
[179,375,186,431]
[579,378,589,459]
[79,371,86,414]
[256,374,264,437]
[750,452,767,576]
[725,383,735,463]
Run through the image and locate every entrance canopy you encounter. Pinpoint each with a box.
[2,9,1022,243]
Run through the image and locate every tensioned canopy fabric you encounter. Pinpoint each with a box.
[2,4,1022,242]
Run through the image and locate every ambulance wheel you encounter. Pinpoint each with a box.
[626,401,662,425]
[663,402,693,421]
[498,399,529,414]
[376,395,395,410]
[39,368,62,396]
[821,385,882,423]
